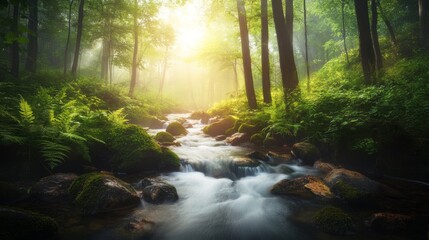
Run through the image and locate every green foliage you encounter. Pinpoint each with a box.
[154,131,175,143]
[313,207,354,235]
[250,133,264,146]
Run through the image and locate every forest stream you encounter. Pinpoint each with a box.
[58,113,424,240]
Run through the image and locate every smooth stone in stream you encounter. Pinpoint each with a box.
[140,178,179,204]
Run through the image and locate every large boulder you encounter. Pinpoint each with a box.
[30,173,78,203]
[291,142,321,165]
[226,132,249,146]
[365,212,427,234]
[139,178,179,204]
[166,122,188,136]
[0,207,58,240]
[271,176,333,199]
[313,160,337,174]
[69,173,140,215]
[313,207,354,235]
[139,116,165,129]
[154,131,175,143]
[203,116,236,137]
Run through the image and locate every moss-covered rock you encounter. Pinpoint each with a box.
[263,136,278,147]
[331,180,368,204]
[203,116,236,137]
[0,207,58,239]
[271,176,332,199]
[30,173,78,203]
[292,142,321,165]
[166,122,188,136]
[250,133,264,146]
[313,207,354,235]
[69,173,140,215]
[154,131,175,143]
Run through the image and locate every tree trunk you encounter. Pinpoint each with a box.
[10,2,20,78]
[370,0,383,70]
[341,0,350,64]
[237,0,257,109]
[261,0,271,104]
[419,0,428,47]
[272,0,299,107]
[71,0,85,76]
[129,0,139,97]
[25,0,38,73]
[377,0,397,46]
[354,0,375,84]
[101,37,109,84]
[64,0,74,75]
[285,0,293,43]
[303,0,310,92]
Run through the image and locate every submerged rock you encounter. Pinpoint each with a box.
[140,178,179,204]
[0,207,58,239]
[233,157,261,168]
[125,218,155,235]
[291,142,321,165]
[313,207,354,235]
[248,151,270,162]
[31,173,78,203]
[215,135,227,141]
[166,122,188,136]
[69,173,140,215]
[271,176,332,199]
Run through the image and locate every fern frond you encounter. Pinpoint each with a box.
[19,98,35,125]
[85,135,106,144]
[40,140,71,169]
[61,132,87,142]
[0,127,25,144]
[107,108,128,125]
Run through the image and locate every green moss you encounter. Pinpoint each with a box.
[238,123,258,134]
[154,131,175,143]
[0,207,58,239]
[250,133,264,146]
[331,180,366,203]
[313,207,353,235]
[203,116,236,136]
[158,147,180,171]
[166,122,187,136]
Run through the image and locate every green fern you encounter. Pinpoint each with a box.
[107,108,128,125]
[19,98,35,125]
[40,140,71,169]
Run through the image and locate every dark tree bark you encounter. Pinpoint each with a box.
[285,0,293,43]
[370,0,382,70]
[419,0,428,47]
[303,0,310,92]
[354,0,375,84]
[129,0,139,97]
[237,0,257,109]
[377,0,397,46]
[261,0,271,104]
[64,0,74,75]
[272,0,299,105]
[11,2,20,78]
[101,37,110,83]
[341,0,350,64]
[25,0,38,73]
[71,0,85,76]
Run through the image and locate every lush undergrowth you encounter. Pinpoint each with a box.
[0,72,180,179]
[209,53,429,180]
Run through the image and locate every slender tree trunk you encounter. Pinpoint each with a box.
[354,0,375,84]
[101,37,109,83]
[285,0,293,43]
[64,0,74,75]
[129,0,139,97]
[11,2,20,78]
[272,0,299,108]
[377,0,397,46]
[341,0,350,64]
[71,0,84,76]
[158,46,169,96]
[303,0,310,92]
[237,0,257,109]
[261,0,271,104]
[25,0,38,73]
[370,0,383,70]
[419,0,428,47]
[233,59,238,93]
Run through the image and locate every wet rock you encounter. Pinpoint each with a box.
[166,122,188,136]
[139,116,165,129]
[154,131,175,143]
[189,111,210,123]
[314,160,337,174]
[313,207,354,235]
[0,207,58,239]
[140,178,179,204]
[69,173,140,215]
[125,218,155,235]
[31,173,78,203]
[248,151,270,162]
[215,135,227,141]
[203,116,236,137]
[365,212,426,234]
[267,151,295,165]
[291,142,321,165]
[200,114,210,124]
[233,157,261,168]
[226,132,249,146]
[271,176,332,199]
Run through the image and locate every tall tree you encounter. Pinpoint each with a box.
[354,0,375,84]
[285,0,293,42]
[341,0,350,64]
[370,0,382,70]
[303,0,310,92]
[261,0,271,104]
[272,0,299,107]
[377,0,397,46]
[25,0,38,72]
[71,0,84,76]
[63,0,74,75]
[236,0,257,109]
[129,0,139,97]
[10,1,20,78]
[419,0,428,47]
